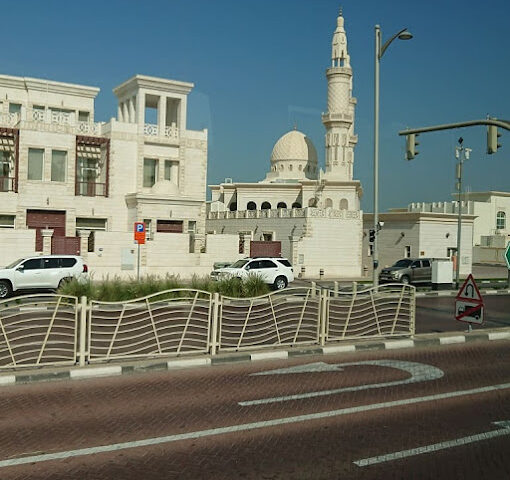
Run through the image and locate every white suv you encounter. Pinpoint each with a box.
[0,255,89,299]
[211,257,294,290]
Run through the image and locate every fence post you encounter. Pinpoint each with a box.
[352,281,357,294]
[333,281,339,297]
[311,281,316,298]
[320,289,328,346]
[79,295,88,367]
[210,292,220,356]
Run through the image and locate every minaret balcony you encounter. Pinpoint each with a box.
[321,112,353,125]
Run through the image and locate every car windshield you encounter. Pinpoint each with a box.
[230,259,249,269]
[5,258,24,269]
[393,259,413,268]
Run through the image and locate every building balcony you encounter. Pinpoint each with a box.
[76,181,107,197]
[144,123,179,141]
[0,109,102,136]
[0,176,15,193]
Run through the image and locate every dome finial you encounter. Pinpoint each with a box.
[339,6,343,17]
[293,122,297,130]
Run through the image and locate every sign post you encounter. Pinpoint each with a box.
[455,273,484,332]
[134,222,146,281]
[504,242,510,288]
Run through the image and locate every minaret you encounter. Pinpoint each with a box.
[322,8,358,181]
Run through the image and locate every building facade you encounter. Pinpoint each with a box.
[406,192,510,264]
[362,212,475,277]
[0,74,238,277]
[207,10,363,279]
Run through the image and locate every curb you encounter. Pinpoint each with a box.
[416,288,510,298]
[1,328,510,387]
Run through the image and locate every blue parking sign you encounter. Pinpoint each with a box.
[136,223,145,233]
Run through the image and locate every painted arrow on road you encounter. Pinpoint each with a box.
[354,420,510,467]
[239,360,444,406]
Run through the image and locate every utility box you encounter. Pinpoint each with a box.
[431,259,453,290]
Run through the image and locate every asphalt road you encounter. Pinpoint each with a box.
[416,294,510,334]
[1,341,510,479]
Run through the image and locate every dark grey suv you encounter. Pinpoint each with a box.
[379,258,432,285]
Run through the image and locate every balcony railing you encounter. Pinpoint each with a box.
[0,113,20,127]
[0,109,102,136]
[76,181,107,197]
[0,176,15,193]
[144,123,179,139]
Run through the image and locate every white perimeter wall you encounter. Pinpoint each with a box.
[0,230,36,267]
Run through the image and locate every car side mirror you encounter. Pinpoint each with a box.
[16,265,24,272]
[411,264,417,269]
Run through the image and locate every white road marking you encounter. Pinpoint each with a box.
[1,382,510,469]
[239,360,444,406]
[354,420,510,467]
[439,336,465,345]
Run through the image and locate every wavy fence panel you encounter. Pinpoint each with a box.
[88,289,212,362]
[218,287,321,351]
[0,294,78,368]
[326,284,415,340]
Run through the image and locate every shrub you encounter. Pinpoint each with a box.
[57,274,271,301]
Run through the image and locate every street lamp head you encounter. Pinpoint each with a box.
[398,30,413,41]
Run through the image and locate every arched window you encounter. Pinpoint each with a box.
[292,202,302,208]
[261,201,271,210]
[247,201,257,210]
[308,198,317,207]
[496,211,506,230]
[289,165,293,172]
[277,202,287,209]
[298,165,302,171]
[279,164,284,171]
[340,198,348,210]
[325,198,333,208]
[229,202,237,211]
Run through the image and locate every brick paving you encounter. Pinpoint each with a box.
[0,341,510,479]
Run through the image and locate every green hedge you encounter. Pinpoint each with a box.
[58,274,270,301]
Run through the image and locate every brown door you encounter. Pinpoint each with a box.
[250,241,281,258]
[52,236,80,255]
[26,210,66,251]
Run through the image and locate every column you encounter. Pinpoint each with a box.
[136,92,145,126]
[41,229,54,255]
[118,103,124,122]
[129,97,136,123]
[171,162,179,186]
[122,102,129,125]
[78,230,91,259]
[158,96,167,135]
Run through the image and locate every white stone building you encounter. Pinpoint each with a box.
[0,73,238,277]
[207,10,363,278]
[406,191,510,264]
[362,211,476,277]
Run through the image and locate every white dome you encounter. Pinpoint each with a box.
[270,130,318,164]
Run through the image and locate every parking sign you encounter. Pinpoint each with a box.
[134,222,146,244]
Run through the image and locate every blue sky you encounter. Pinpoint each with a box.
[3,0,509,211]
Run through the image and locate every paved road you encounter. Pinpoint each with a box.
[416,294,509,334]
[1,341,510,479]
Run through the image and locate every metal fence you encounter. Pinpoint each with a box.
[0,294,78,368]
[217,287,321,352]
[88,290,212,363]
[0,284,415,370]
[325,284,415,340]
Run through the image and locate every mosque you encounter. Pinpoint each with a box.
[207,10,364,278]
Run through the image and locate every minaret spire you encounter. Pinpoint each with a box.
[322,8,358,181]
[331,7,350,67]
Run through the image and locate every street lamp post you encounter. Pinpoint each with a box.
[373,25,413,288]
[454,139,471,289]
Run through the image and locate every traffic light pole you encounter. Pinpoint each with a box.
[399,118,510,137]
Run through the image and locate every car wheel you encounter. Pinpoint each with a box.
[273,276,288,290]
[400,275,410,285]
[0,280,12,299]
[58,277,72,290]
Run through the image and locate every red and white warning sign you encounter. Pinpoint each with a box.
[455,274,484,324]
